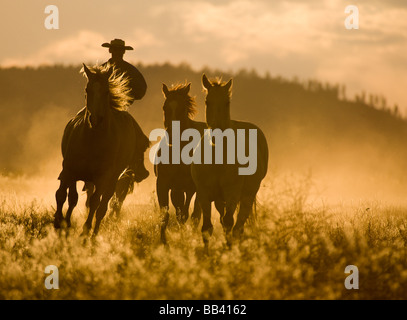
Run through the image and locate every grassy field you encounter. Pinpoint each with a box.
[0,174,406,300]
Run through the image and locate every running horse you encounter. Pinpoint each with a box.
[54,64,145,236]
[155,83,205,244]
[191,74,269,253]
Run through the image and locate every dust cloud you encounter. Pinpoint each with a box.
[0,64,406,208]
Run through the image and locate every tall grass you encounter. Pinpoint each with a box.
[0,175,406,300]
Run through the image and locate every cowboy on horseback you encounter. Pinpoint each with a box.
[101,38,149,182]
[101,38,147,102]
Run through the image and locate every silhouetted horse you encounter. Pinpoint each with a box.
[54,64,145,236]
[191,74,269,252]
[155,83,205,244]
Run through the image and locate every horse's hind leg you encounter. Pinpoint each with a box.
[64,182,78,228]
[81,189,101,236]
[222,200,239,248]
[110,175,132,219]
[93,184,116,236]
[109,194,124,220]
[54,180,69,229]
[181,190,195,224]
[233,193,256,239]
[214,200,225,225]
[199,194,213,255]
[170,189,184,223]
[190,196,201,229]
[157,177,170,245]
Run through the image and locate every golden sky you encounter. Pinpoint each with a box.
[1,0,406,113]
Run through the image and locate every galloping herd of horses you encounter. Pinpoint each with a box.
[53,64,268,252]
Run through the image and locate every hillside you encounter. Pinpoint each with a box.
[0,63,406,200]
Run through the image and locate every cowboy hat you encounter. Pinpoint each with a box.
[101,38,133,50]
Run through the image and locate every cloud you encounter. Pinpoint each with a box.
[1,0,406,112]
[137,0,407,112]
[181,0,406,111]
[130,28,164,50]
[313,4,407,109]
[1,30,106,67]
[150,0,348,69]
[0,29,162,67]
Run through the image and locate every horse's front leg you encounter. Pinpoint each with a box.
[170,189,185,224]
[222,200,239,248]
[64,181,78,228]
[198,192,213,255]
[54,179,69,229]
[93,182,117,236]
[221,185,241,248]
[81,188,101,237]
[181,190,194,224]
[233,193,256,240]
[157,177,170,245]
[110,173,132,219]
[190,195,202,229]
[214,199,225,225]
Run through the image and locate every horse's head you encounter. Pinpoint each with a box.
[82,64,111,128]
[162,83,196,133]
[202,74,232,130]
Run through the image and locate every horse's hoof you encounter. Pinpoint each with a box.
[225,231,233,248]
[203,243,209,256]
[177,217,188,225]
[54,219,62,229]
[232,227,244,240]
[191,217,200,230]
[161,237,167,246]
[160,225,167,245]
[80,226,90,237]
[59,219,69,229]
[64,219,71,228]
[90,233,98,244]
[181,214,189,224]
[175,208,182,223]
[202,228,213,244]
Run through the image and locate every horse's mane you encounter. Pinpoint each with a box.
[205,76,232,99]
[207,77,224,86]
[166,83,197,119]
[81,64,132,111]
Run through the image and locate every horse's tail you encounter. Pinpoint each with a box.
[247,196,258,227]
[131,118,150,183]
[253,196,257,222]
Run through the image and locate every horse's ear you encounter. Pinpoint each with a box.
[184,83,191,94]
[83,63,93,79]
[224,78,233,91]
[162,83,170,97]
[202,74,211,90]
